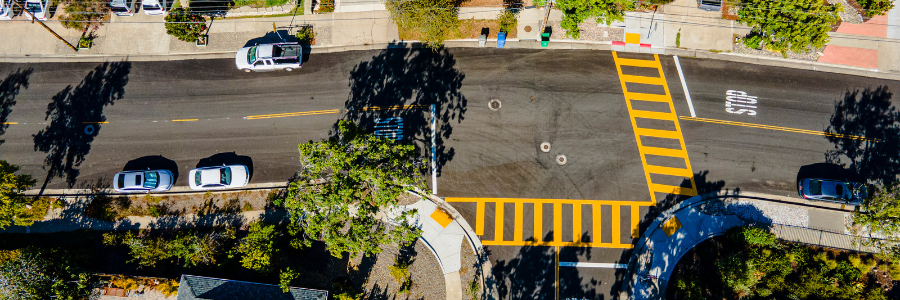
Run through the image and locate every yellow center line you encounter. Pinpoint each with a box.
[82,121,108,124]
[1,122,17,125]
[555,245,559,300]
[245,109,340,120]
[680,116,878,142]
[172,119,199,122]
[353,105,428,111]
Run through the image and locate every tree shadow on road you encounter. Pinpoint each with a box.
[491,232,594,300]
[32,62,131,194]
[342,43,467,176]
[825,86,900,187]
[0,68,33,146]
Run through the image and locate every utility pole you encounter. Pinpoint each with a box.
[12,1,78,52]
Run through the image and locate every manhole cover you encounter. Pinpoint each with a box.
[488,99,501,111]
[524,26,532,32]
[556,154,567,165]
[540,142,551,153]
[84,125,96,135]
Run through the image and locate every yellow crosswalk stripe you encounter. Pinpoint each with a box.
[613,52,697,204]
[445,197,652,248]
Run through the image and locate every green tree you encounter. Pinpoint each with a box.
[857,0,893,18]
[164,8,208,42]
[279,120,423,258]
[851,185,900,260]
[0,247,97,300]
[235,221,279,272]
[556,0,634,39]
[385,0,459,50]
[738,0,841,56]
[279,267,299,292]
[104,229,233,268]
[59,0,110,33]
[0,160,38,229]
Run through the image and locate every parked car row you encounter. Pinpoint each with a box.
[113,164,249,193]
[0,0,168,21]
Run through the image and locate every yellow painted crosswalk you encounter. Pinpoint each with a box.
[446,198,652,248]
[612,52,697,204]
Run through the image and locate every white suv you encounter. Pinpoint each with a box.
[235,42,302,72]
[141,0,166,15]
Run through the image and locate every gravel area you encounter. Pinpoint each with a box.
[545,20,624,41]
[724,199,809,227]
[459,238,479,300]
[828,0,864,24]
[732,39,823,61]
[349,239,446,300]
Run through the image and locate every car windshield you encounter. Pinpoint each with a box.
[26,2,41,12]
[142,4,158,9]
[809,179,822,195]
[117,175,125,189]
[220,168,231,185]
[195,171,202,186]
[248,46,257,64]
[835,184,843,196]
[111,6,129,12]
[143,171,159,188]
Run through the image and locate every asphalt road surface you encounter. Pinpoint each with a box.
[1,48,897,300]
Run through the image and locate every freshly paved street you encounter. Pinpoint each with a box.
[1,48,897,299]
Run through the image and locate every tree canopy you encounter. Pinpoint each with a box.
[851,185,900,260]
[857,0,894,18]
[556,0,634,39]
[738,0,841,56]
[235,221,279,273]
[0,160,38,229]
[59,0,111,33]
[278,120,423,258]
[385,0,459,50]
[0,247,97,300]
[164,8,208,42]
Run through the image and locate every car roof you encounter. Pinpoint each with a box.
[199,167,223,185]
[257,45,274,58]
[807,178,848,197]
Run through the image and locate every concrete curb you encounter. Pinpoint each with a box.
[23,182,289,197]
[619,192,875,300]
[414,188,498,300]
[3,38,897,80]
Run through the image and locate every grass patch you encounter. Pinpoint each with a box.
[233,0,289,8]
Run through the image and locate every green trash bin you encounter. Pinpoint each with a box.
[541,32,550,47]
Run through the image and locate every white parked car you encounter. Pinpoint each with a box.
[235,42,302,72]
[110,0,135,16]
[141,0,166,15]
[0,0,13,20]
[113,170,174,193]
[24,0,51,20]
[189,165,249,190]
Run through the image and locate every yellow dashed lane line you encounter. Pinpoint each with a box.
[446,197,650,248]
[679,116,878,142]
[245,109,341,120]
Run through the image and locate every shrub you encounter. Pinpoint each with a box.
[389,259,410,283]
[242,201,254,211]
[59,0,110,32]
[155,279,179,297]
[464,277,480,300]
[498,9,517,34]
[857,0,894,17]
[110,275,139,291]
[316,0,334,12]
[727,226,776,247]
[279,267,299,292]
[235,221,280,272]
[165,8,208,42]
[295,26,316,43]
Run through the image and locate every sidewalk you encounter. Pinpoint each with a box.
[620,192,880,300]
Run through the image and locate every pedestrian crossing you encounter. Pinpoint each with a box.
[612,52,697,204]
[445,198,653,248]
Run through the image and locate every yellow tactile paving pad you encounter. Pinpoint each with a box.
[430,208,453,228]
[661,216,682,237]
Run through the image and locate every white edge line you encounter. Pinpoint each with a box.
[673,56,697,118]
[558,262,627,269]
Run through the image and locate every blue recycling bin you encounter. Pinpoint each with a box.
[497,32,506,48]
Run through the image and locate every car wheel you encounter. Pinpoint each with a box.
[285,68,294,72]
[242,69,252,73]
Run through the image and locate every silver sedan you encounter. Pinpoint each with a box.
[113,170,174,193]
